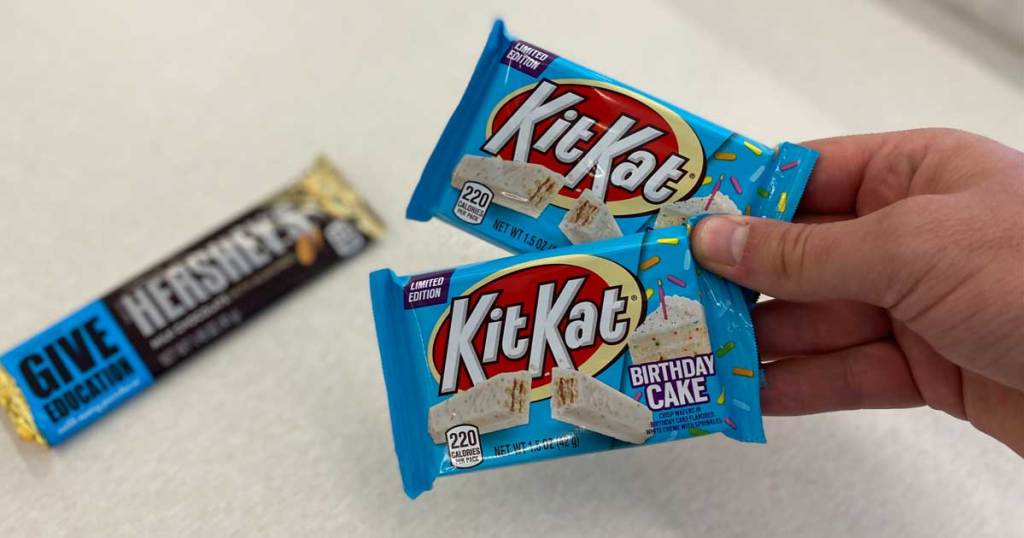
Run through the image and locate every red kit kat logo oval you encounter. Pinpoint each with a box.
[428,255,643,401]
[482,79,705,216]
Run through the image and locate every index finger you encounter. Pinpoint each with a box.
[796,132,897,214]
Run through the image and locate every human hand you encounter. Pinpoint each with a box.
[691,129,1024,455]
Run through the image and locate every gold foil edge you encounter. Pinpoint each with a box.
[0,365,47,446]
[291,156,386,240]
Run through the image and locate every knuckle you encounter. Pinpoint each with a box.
[771,223,817,285]
[861,143,921,211]
[839,350,864,409]
[866,209,916,307]
[869,201,946,308]
[917,127,968,140]
[905,127,976,150]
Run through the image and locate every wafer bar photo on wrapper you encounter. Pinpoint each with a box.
[550,368,652,444]
[558,188,623,244]
[451,155,566,218]
[0,157,384,446]
[428,370,531,443]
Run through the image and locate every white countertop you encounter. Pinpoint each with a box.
[1,1,1022,536]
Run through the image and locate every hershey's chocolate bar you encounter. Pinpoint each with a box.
[0,157,383,445]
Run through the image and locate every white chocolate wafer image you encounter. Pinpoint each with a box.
[558,188,623,244]
[627,295,712,364]
[451,155,566,217]
[428,370,531,444]
[550,368,652,444]
[653,194,741,229]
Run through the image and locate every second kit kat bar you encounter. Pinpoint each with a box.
[409,20,818,254]
[0,157,384,446]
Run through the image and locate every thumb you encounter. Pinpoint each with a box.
[691,214,910,306]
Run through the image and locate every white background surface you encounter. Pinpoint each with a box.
[1,1,1022,537]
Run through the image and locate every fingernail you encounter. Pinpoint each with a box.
[696,217,748,266]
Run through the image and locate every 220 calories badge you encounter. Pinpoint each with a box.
[453,181,493,224]
[445,424,483,469]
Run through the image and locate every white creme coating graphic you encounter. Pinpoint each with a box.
[550,368,652,444]
[558,188,623,244]
[451,155,566,218]
[428,370,531,444]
